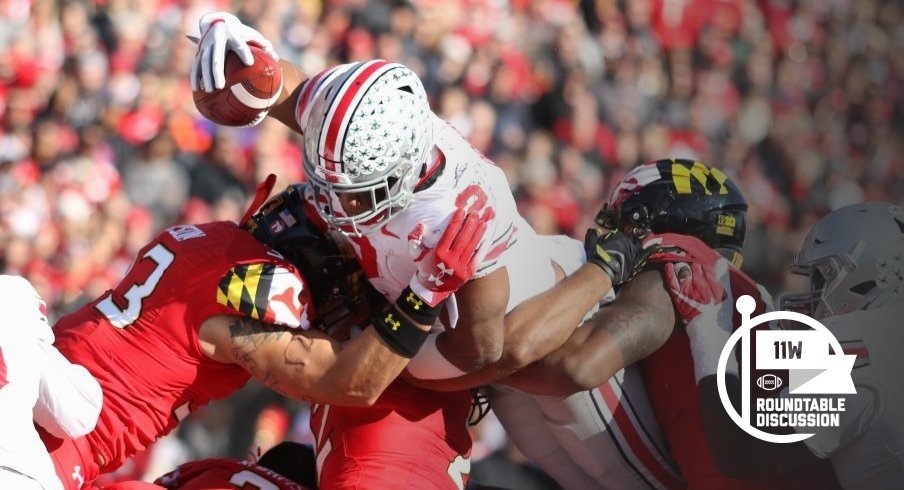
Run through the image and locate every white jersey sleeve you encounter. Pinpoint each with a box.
[0,275,73,490]
[33,342,103,439]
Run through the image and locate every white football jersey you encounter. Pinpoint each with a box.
[294,63,675,490]
[298,110,547,322]
[0,276,102,490]
[799,303,904,489]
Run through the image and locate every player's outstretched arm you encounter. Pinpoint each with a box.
[502,269,675,395]
[407,230,648,390]
[189,12,307,133]
[405,262,611,390]
[199,314,428,407]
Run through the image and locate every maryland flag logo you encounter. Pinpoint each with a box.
[669,160,730,196]
[217,263,310,329]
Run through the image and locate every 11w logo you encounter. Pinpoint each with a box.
[774,341,802,360]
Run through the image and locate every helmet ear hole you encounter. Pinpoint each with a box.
[893,217,904,233]
[849,280,877,295]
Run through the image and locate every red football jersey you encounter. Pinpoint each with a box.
[155,458,310,490]
[53,222,312,473]
[310,380,473,489]
[641,234,838,489]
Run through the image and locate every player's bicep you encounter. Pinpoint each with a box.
[536,270,674,391]
[585,269,675,366]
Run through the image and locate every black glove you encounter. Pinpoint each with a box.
[584,229,647,286]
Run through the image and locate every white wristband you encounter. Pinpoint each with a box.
[405,333,467,380]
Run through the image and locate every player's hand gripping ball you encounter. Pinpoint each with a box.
[192,42,282,127]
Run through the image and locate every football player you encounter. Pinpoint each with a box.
[191,12,651,489]
[153,441,317,490]
[37,178,486,490]
[685,202,903,489]
[0,275,102,490]
[502,160,840,488]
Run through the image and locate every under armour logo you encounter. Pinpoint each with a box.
[385,313,401,331]
[72,465,85,487]
[406,292,424,310]
[428,262,454,286]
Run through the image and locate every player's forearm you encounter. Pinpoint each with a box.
[219,316,409,407]
[498,264,612,371]
[267,60,307,133]
[435,318,505,372]
[501,326,624,395]
[317,328,415,406]
[431,270,510,373]
[510,270,674,394]
[409,265,613,391]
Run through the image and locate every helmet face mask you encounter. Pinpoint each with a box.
[304,153,412,236]
[782,255,855,319]
[301,61,432,237]
[779,202,904,320]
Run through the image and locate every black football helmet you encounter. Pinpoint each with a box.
[597,159,748,267]
[245,184,385,336]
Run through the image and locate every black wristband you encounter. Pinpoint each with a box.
[371,304,430,358]
[395,286,441,326]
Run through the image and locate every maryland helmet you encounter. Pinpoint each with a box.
[246,184,385,335]
[598,159,748,267]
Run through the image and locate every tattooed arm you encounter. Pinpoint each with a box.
[501,270,675,395]
[198,315,412,406]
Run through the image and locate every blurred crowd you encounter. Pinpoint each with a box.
[1,0,901,485]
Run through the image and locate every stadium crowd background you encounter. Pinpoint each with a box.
[1,0,900,486]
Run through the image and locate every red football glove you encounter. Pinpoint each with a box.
[409,207,492,307]
[663,262,728,323]
[663,258,739,383]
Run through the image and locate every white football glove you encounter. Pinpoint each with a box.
[190,12,279,93]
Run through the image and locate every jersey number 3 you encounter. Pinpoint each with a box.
[96,243,175,328]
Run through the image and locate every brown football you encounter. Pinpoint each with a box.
[192,43,282,127]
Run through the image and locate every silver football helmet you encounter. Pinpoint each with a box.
[781,202,904,319]
[301,60,433,237]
